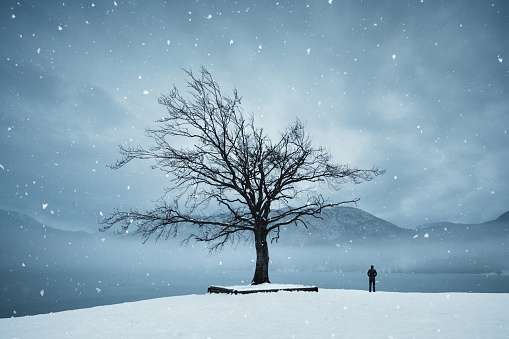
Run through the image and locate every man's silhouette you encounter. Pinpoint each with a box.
[367,265,377,292]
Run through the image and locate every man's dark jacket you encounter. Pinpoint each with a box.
[367,268,377,280]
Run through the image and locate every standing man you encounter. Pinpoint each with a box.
[367,265,377,292]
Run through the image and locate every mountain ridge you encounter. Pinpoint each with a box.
[1,207,508,243]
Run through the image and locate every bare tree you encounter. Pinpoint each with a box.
[100,67,384,285]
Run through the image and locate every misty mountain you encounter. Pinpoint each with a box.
[1,207,508,275]
[0,209,186,271]
[276,206,508,247]
[412,211,509,243]
[271,207,509,275]
[164,206,509,251]
[0,209,96,270]
[276,206,413,246]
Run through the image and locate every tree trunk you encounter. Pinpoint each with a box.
[252,227,270,285]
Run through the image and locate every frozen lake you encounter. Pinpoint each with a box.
[2,268,508,318]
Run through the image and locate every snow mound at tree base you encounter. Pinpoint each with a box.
[208,283,318,294]
[1,289,507,338]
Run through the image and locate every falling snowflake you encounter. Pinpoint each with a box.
[40,289,44,297]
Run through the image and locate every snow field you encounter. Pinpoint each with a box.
[1,289,508,338]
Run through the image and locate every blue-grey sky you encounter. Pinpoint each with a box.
[1,0,508,231]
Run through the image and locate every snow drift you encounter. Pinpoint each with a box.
[1,288,507,338]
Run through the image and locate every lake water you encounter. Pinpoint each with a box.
[2,268,508,318]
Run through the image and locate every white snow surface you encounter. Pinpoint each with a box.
[1,288,508,338]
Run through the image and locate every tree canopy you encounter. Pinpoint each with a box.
[100,67,384,284]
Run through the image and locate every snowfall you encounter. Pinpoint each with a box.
[1,284,507,339]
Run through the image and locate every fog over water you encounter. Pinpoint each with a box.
[1,208,508,318]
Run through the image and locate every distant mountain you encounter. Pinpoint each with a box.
[276,206,412,246]
[413,211,509,243]
[0,209,102,271]
[1,207,508,276]
[275,206,509,246]
[3,207,507,249]
[494,211,509,222]
[270,207,509,274]
[0,209,205,272]
[0,209,88,238]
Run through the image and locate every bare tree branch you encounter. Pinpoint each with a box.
[100,67,385,283]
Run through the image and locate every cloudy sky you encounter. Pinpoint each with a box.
[1,0,508,231]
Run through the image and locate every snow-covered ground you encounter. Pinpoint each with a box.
[1,287,507,338]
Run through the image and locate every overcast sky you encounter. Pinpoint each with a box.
[1,0,508,231]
